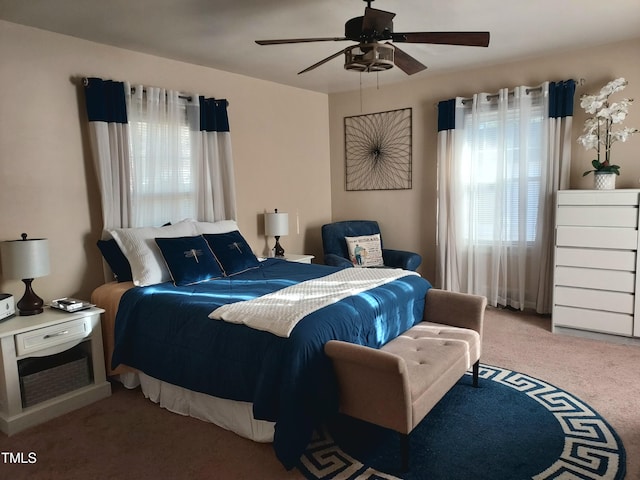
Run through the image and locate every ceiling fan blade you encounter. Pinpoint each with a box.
[387,43,427,75]
[393,31,490,47]
[256,37,348,45]
[298,49,346,74]
[363,7,396,33]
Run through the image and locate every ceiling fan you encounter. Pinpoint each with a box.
[255,0,490,75]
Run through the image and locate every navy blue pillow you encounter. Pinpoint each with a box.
[203,231,259,276]
[97,239,133,282]
[155,235,224,286]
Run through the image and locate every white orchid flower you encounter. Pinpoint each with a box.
[578,77,637,176]
[610,127,640,143]
[582,117,600,132]
[609,108,627,124]
[599,78,627,97]
[580,94,602,113]
[577,133,599,149]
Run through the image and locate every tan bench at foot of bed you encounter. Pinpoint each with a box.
[324,288,487,472]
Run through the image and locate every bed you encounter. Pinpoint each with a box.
[92,220,431,469]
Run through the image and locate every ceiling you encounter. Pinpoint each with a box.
[2,0,640,94]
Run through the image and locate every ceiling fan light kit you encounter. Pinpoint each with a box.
[344,43,394,73]
[255,0,490,76]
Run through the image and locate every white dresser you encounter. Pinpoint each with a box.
[553,190,640,342]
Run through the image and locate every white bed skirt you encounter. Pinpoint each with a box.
[117,371,275,443]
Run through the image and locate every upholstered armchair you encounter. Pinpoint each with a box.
[321,220,422,271]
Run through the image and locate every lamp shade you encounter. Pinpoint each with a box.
[265,212,289,237]
[1,237,51,280]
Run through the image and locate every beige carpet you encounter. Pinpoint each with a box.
[1,306,637,479]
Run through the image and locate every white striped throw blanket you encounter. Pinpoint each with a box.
[208,267,418,337]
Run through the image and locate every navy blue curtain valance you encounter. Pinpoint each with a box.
[548,79,576,119]
[437,99,456,132]
[84,77,127,123]
[199,97,230,132]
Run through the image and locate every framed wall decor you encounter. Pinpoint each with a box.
[344,107,412,191]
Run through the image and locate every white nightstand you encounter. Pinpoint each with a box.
[282,254,315,264]
[0,306,111,435]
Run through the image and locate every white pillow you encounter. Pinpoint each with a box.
[345,234,384,267]
[109,220,197,286]
[194,220,239,235]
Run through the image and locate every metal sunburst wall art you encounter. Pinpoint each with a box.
[344,107,412,191]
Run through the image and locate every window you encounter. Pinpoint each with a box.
[437,80,575,312]
[458,95,545,244]
[127,95,199,227]
[85,77,236,240]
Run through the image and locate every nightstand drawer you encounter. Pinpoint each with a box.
[14,318,91,357]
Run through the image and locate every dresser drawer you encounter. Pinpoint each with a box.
[556,226,638,250]
[558,191,640,206]
[555,266,635,293]
[554,286,634,314]
[555,247,635,271]
[556,206,638,228]
[14,317,91,357]
[553,306,633,336]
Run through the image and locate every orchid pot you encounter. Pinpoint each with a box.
[593,171,616,190]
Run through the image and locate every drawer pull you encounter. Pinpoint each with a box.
[43,330,70,339]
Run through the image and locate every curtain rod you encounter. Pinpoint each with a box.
[130,86,192,102]
[129,86,229,106]
[461,86,542,105]
[459,78,586,105]
[82,78,231,105]
[82,77,194,101]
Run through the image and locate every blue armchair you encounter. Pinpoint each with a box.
[321,220,422,271]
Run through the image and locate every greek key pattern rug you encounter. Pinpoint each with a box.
[298,365,625,480]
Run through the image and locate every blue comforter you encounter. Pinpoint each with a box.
[112,258,431,469]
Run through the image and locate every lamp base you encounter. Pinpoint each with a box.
[273,236,285,258]
[17,278,44,316]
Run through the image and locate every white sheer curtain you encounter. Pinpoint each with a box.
[87,120,132,228]
[84,78,132,230]
[84,77,237,280]
[195,99,237,223]
[126,84,200,227]
[436,81,575,313]
[84,77,236,231]
[534,105,573,311]
[128,87,238,225]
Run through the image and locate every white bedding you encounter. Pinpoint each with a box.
[208,267,418,337]
[117,371,275,442]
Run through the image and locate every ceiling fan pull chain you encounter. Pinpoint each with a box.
[359,72,363,112]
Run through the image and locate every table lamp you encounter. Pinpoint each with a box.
[264,209,289,257]
[0,233,51,316]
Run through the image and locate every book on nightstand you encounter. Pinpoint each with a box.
[50,298,94,312]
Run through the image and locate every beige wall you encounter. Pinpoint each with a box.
[2,18,638,303]
[328,37,640,282]
[0,20,332,302]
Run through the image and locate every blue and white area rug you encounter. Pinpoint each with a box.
[299,365,625,480]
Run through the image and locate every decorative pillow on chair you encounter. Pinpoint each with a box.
[97,239,133,282]
[203,230,260,276]
[109,220,197,286]
[345,234,384,267]
[155,235,224,286]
